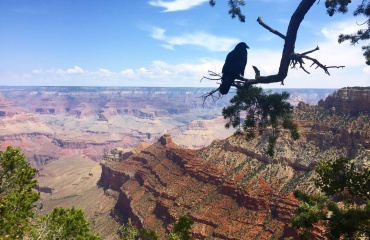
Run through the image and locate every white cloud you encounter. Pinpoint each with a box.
[309,19,367,69]
[66,66,84,74]
[117,59,224,86]
[363,66,370,74]
[138,67,150,74]
[32,69,42,74]
[28,61,224,87]
[98,68,113,77]
[32,66,85,76]
[121,69,135,78]
[150,27,239,51]
[25,18,369,89]
[149,0,208,12]
[151,28,166,39]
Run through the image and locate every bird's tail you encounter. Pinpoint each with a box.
[219,75,234,95]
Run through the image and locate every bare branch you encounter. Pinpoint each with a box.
[252,66,260,78]
[207,70,222,77]
[200,71,223,105]
[290,46,345,75]
[203,0,345,97]
[201,88,221,107]
[257,16,286,40]
[200,71,222,82]
[300,45,320,55]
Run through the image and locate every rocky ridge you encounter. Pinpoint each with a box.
[0,87,334,167]
[101,87,370,239]
[101,133,321,239]
[0,87,235,166]
[318,87,370,114]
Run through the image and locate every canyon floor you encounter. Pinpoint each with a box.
[36,154,120,239]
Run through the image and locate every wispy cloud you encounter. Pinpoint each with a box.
[150,27,239,51]
[66,66,84,74]
[21,18,370,88]
[148,0,208,12]
[27,60,224,87]
[32,66,85,75]
[120,59,224,85]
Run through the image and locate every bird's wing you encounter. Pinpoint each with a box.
[222,50,247,77]
[239,51,247,76]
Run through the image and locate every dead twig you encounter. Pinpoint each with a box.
[201,88,221,107]
[257,16,286,40]
[290,46,345,75]
[200,71,222,82]
[200,71,223,105]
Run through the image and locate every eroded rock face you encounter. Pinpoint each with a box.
[0,86,337,168]
[101,134,325,239]
[102,123,370,238]
[100,87,370,239]
[0,87,234,166]
[318,87,370,114]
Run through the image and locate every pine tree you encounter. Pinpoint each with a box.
[222,86,299,157]
[290,157,370,239]
[0,146,40,239]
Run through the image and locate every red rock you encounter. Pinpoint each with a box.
[101,134,326,239]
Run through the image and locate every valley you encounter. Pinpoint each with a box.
[1,86,359,239]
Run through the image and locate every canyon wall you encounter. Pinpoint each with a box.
[318,87,370,114]
[100,87,370,239]
[0,86,334,167]
[0,86,235,166]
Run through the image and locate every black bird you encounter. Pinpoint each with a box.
[219,42,249,95]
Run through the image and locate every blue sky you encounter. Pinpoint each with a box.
[1,0,369,88]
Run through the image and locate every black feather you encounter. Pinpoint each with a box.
[219,42,248,95]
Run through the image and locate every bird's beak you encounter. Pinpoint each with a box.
[246,45,250,49]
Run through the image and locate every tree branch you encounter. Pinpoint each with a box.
[291,50,345,75]
[204,0,347,96]
[257,16,286,40]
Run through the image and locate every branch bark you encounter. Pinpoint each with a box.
[203,0,345,100]
[257,16,286,40]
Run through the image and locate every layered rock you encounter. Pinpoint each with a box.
[101,134,326,239]
[100,87,370,239]
[0,86,336,167]
[0,86,235,166]
[318,87,370,114]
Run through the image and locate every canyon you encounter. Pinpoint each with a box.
[0,86,236,166]
[0,86,333,167]
[100,87,370,239]
[2,86,362,239]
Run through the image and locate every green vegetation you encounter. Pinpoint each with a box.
[290,157,370,239]
[168,216,194,240]
[119,218,158,240]
[119,216,194,240]
[0,146,98,240]
[0,146,196,239]
[209,0,369,156]
[29,207,99,240]
[0,146,40,239]
[325,0,370,65]
[222,86,299,157]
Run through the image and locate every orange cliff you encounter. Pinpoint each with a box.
[100,87,370,239]
[101,134,325,239]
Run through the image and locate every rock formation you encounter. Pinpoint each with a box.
[0,86,235,166]
[101,133,321,239]
[318,87,370,114]
[3,86,370,238]
[100,87,370,239]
